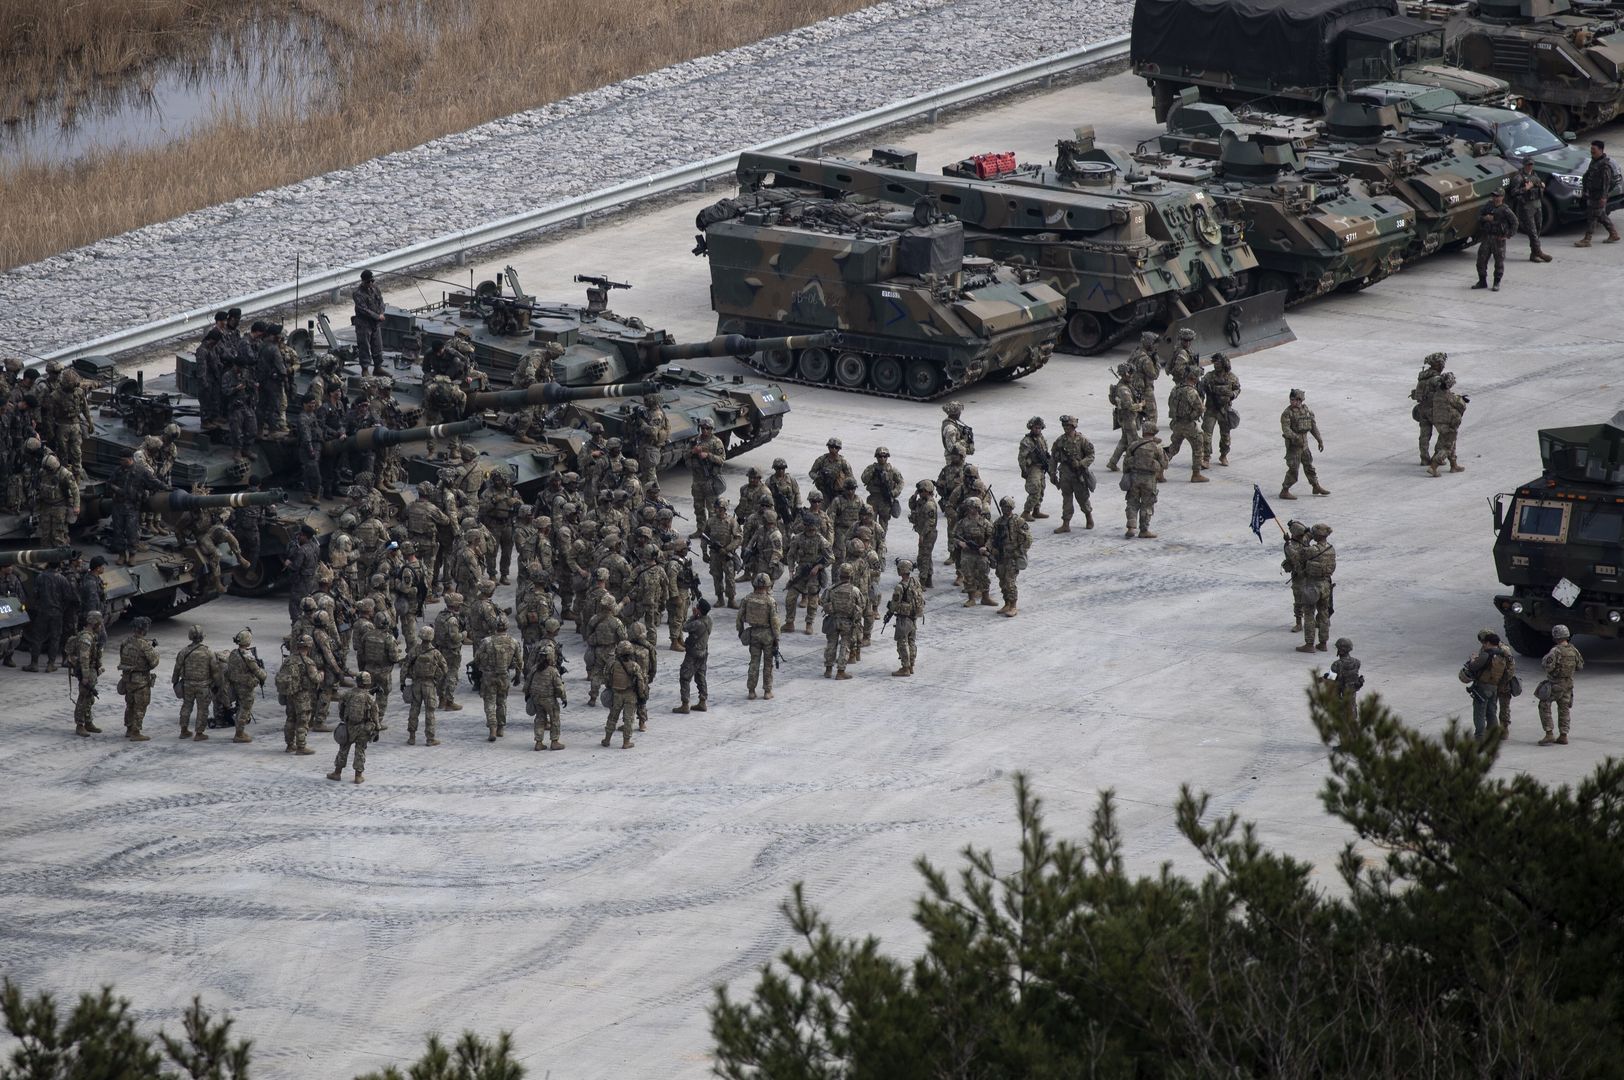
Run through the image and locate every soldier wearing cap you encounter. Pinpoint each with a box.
[352,269,386,374]
[686,416,727,532]
[861,447,904,552]
[887,558,925,676]
[1017,417,1050,520]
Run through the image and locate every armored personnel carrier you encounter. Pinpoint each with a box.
[1491,411,1624,654]
[368,270,797,467]
[1160,96,1515,257]
[0,548,67,661]
[729,148,1291,357]
[693,187,1066,398]
[1404,0,1624,133]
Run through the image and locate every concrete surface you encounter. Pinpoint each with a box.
[5,71,1623,1078]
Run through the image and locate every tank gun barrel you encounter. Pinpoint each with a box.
[655,332,837,362]
[323,419,485,457]
[466,381,663,414]
[0,547,73,567]
[148,489,287,513]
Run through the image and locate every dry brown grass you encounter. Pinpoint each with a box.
[0,0,877,271]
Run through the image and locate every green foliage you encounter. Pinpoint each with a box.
[711,682,1624,1079]
[353,1033,524,1080]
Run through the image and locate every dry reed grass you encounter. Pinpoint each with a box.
[0,0,876,272]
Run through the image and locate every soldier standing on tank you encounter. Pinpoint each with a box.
[480,472,523,583]
[67,612,104,737]
[908,480,938,586]
[49,369,90,477]
[630,392,669,485]
[888,558,925,676]
[196,521,243,596]
[1105,366,1144,472]
[1537,624,1584,745]
[171,625,220,742]
[1471,188,1519,292]
[118,617,160,742]
[1165,369,1209,484]
[1016,418,1050,520]
[1509,159,1553,263]
[1574,140,1620,247]
[1411,353,1447,466]
[737,572,781,700]
[257,323,291,436]
[352,269,386,375]
[475,616,521,741]
[36,453,77,548]
[991,497,1032,617]
[1279,389,1329,500]
[1124,422,1167,540]
[1199,353,1241,468]
[941,400,974,460]
[1049,415,1095,533]
[109,447,164,566]
[673,598,711,714]
[1127,332,1162,425]
[197,318,227,429]
[1295,523,1336,653]
[1427,372,1468,477]
[953,496,996,607]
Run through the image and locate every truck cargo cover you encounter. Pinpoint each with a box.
[1132,0,1397,89]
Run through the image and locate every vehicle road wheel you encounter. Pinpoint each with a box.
[1540,194,1560,237]
[904,359,945,399]
[870,356,904,394]
[834,351,869,388]
[1503,615,1552,659]
[1535,102,1571,139]
[1257,270,1295,301]
[797,347,833,383]
[1064,311,1106,354]
[230,558,278,597]
[760,347,795,377]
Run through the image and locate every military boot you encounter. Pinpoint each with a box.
[803,616,814,636]
[487,727,498,742]
[1219,454,1229,466]
[669,638,684,652]
[1190,472,1209,483]
[193,730,208,742]
[1608,226,1621,242]
[354,772,364,784]
[1491,276,1502,292]
[979,595,996,607]
[1084,510,1094,529]
[672,702,691,714]
[694,699,708,712]
[327,770,343,781]
[1054,521,1071,534]
[1278,487,1296,500]
[425,737,441,747]
[84,720,102,733]
[748,688,758,700]
[848,644,861,661]
[601,733,614,747]
[1316,640,1329,651]
[1471,277,1488,288]
[1292,617,1303,632]
[535,739,547,750]
[407,733,417,745]
[550,738,564,749]
[1033,509,1049,519]
[1138,528,1157,539]
[1002,604,1018,618]
[621,733,635,749]
[1427,462,1441,477]
[1295,642,1316,653]
[835,670,852,680]
[1310,483,1331,496]
[963,595,977,608]
[1557,732,1570,744]
[1450,460,1465,473]
[295,745,315,756]
[892,666,909,676]
[1575,232,1593,247]
[179,727,191,739]
[1538,730,1556,745]
[74,723,88,737]
[440,700,462,712]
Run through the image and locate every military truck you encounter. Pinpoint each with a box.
[1491,411,1624,654]
[1345,81,1624,223]
[1133,0,1512,119]
[696,187,1067,397]
[1160,95,1516,257]
[731,148,1293,357]
[1403,0,1624,133]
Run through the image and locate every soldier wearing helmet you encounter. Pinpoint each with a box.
[1283,520,1311,633]
[685,415,727,533]
[991,495,1032,617]
[1537,624,1584,746]
[1126,331,1162,426]
[907,477,939,589]
[820,562,863,680]
[630,390,669,485]
[1123,421,1167,540]
[172,625,220,742]
[1426,371,1469,478]
[1017,417,1051,521]
[736,569,781,700]
[117,617,162,742]
[1166,326,1202,386]
[1322,637,1363,726]
[36,452,78,547]
[941,400,974,460]
[403,624,447,746]
[1049,414,1096,534]
[1279,388,1329,500]
[860,446,903,555]
[601,639,647,749]
[1294,524,1336,654]
[887,557,926,676]
[67,612,105,737]
[1199,351,1241,470]
[809,437,854,506]
[953,494,996,607]
[766,455,801,524]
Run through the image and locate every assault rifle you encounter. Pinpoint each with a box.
[698,530,742,572]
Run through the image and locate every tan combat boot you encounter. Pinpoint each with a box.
[535,740,547,751]
[354,772,364,784]
[1278,487,1297,500]
[1190,473,1209,483]
[84,720,102,733]
[621,734,635,748]
[1054,521,1071,534]
[1427,463,1441,477]
[963,595,977,608]
[327,770,343,781]
[979,595,996,607]
[693,700,707,712]
[74,723,87,737]
[672,702,691,714]
[1557,732,1569,744]
[1310,483,1331,496]
[193,730,208,742]
[1538,730,1556,745]
[487,727,498,742]
[1295,643,1316,653]
[601,733,614,747]
[179,728,191,739]
[1450,460,1465,473]
[425,738,440,747]
[835,670,852,681]
[550,738,565,749]
[1003,604,1018,618]
[1033,509,1049,519]
[892,666,909,676]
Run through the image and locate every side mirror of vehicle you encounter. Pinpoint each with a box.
[1491,493,1505,534]
[1564,131,1577,143]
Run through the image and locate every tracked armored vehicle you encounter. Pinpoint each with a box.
[0,548,68,661]
[730,148,1291,357]
[1160,96,1515,257]
[1405,0,1624,133]
[1491,411,1624,655]
[694,187,1066,398]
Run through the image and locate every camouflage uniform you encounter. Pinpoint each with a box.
[1427,373,1468,477]
[1105,368,1144,472]
[1411,353,1447,466]
[432,599,467,709]
[736,576,781,699]
[586,596,628,707]
[392,553,429,652]
[808,440,854,505]
[737,471,774,546]
[674,605,711,712]
[1049,417,1095,532]
[37,458,79,548]
[1279,391,1328,499]
[702,506,742,606]
[1294,524,1336,652]
[474,629,521,739]
[330,680,380,783]
[887,563,925,676]
[171,631,220,740]
[67,616,104,736]
[525,655,568,750]
[829,480,865,562]
[1164,329,1201,386]
[403,631,448,744]
[953,500,995,606]
[1325,638,1363,725]
[478,477,524,582]
[766,460,801,524]
[224,633,266,742]
[277,640,322,753]
[1282,520,1310,632]
[1123,427,1166,539]
[1199,354,1241,468]
[1472,192,1519,290]
[1538,629,1584,744]
[991,499,1032,616]
[117,623,160,741]
[1017,420,1050,519]
[908,482,938,587]
[1165,373,1208,482]
[601,642,646,748]
[1126,333,1161,424]
[685,420,726,531]
[860,449,904,550]
[821,569,863,679]
[940,402,974,460]
[631,394,669,485]
[783,525,833,635]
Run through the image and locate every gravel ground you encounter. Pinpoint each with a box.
[0,0,1130,360]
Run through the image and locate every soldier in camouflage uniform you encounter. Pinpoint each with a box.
[860,447,904,552]
[329,674,380,784]
[908,480,938,587]
[744,508,786,585]
[1017,418,1050,520]
[601,641,646,748]
[673,598,711,713]
[392,544,429,652]
[403,627,447,745]
[1123,423,1166,539]
[1426,372,1468,477]
[1295,523,1336,653]
[1279,389,1329,500]
[809,437,854,505]
[37,454,79,547]
[767,458,801,523]
[737,572,781,700]
[1164,327,1200,385]
[685,416,727,532]
[737,467,774,550]
[1126,332,1161,424]
[1049,415,1095,533]
[1323,638,1363,727]
[631,392,669,485]
[118,617,160,742]
[586,592,628,707]
[702,499,742,608]
[171,625,220,741]
[991,497,1032,617]
[1537,623,1584,745]
[224,630,265,742]
[474,616,522,741]
[940,400,974,459]
[479,471,524,583]
[1411,352,1447,466]
[888,559,925,676]
[953,497,996,607]
[626,621,657,731]
[784,517,833,635]
[1199,353,1240,468]
[1105,366,1144,472]
[1165,368,1209,483]
[277,635,322,754]
[68,611,105,737]
[433,593,467,711]
[1282,520,1310,633]
[821,566,863,680]
[357,606,400,717]
[525,647,568,750]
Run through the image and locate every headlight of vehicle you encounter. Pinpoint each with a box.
[1555,173,1585,188]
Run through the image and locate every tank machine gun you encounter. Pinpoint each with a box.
[729,147,1291,358]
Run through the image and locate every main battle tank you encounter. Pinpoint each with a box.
[372,269,796,467]
[693,187,1066,398]
[1115,100,1418,302]
[0,548,70,661]
[1162,96,1516,256]
[1405,0,1624,133]
[730,147,1291,357]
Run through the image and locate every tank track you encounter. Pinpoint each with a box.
[736,348,1049,401]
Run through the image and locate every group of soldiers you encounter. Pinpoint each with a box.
[1479,141,1620,290]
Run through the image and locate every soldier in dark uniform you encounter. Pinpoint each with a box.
[295,396,324,503]
[1508,159,1552,263]
[22,559,70,673]
[108,447,164,565]
[231,476,266,572]
[352,269,386,375]
[283,523,322,621]
[1575,139,1620,247]
[256,323,291,436]
[1472,189,1520,292]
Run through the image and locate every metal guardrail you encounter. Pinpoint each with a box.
[43,33,1131,364]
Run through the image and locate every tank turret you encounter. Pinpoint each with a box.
[322,418,485,457]
[0,548,74,567]
[1321,97,1407,142]
[464,380,663,414]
